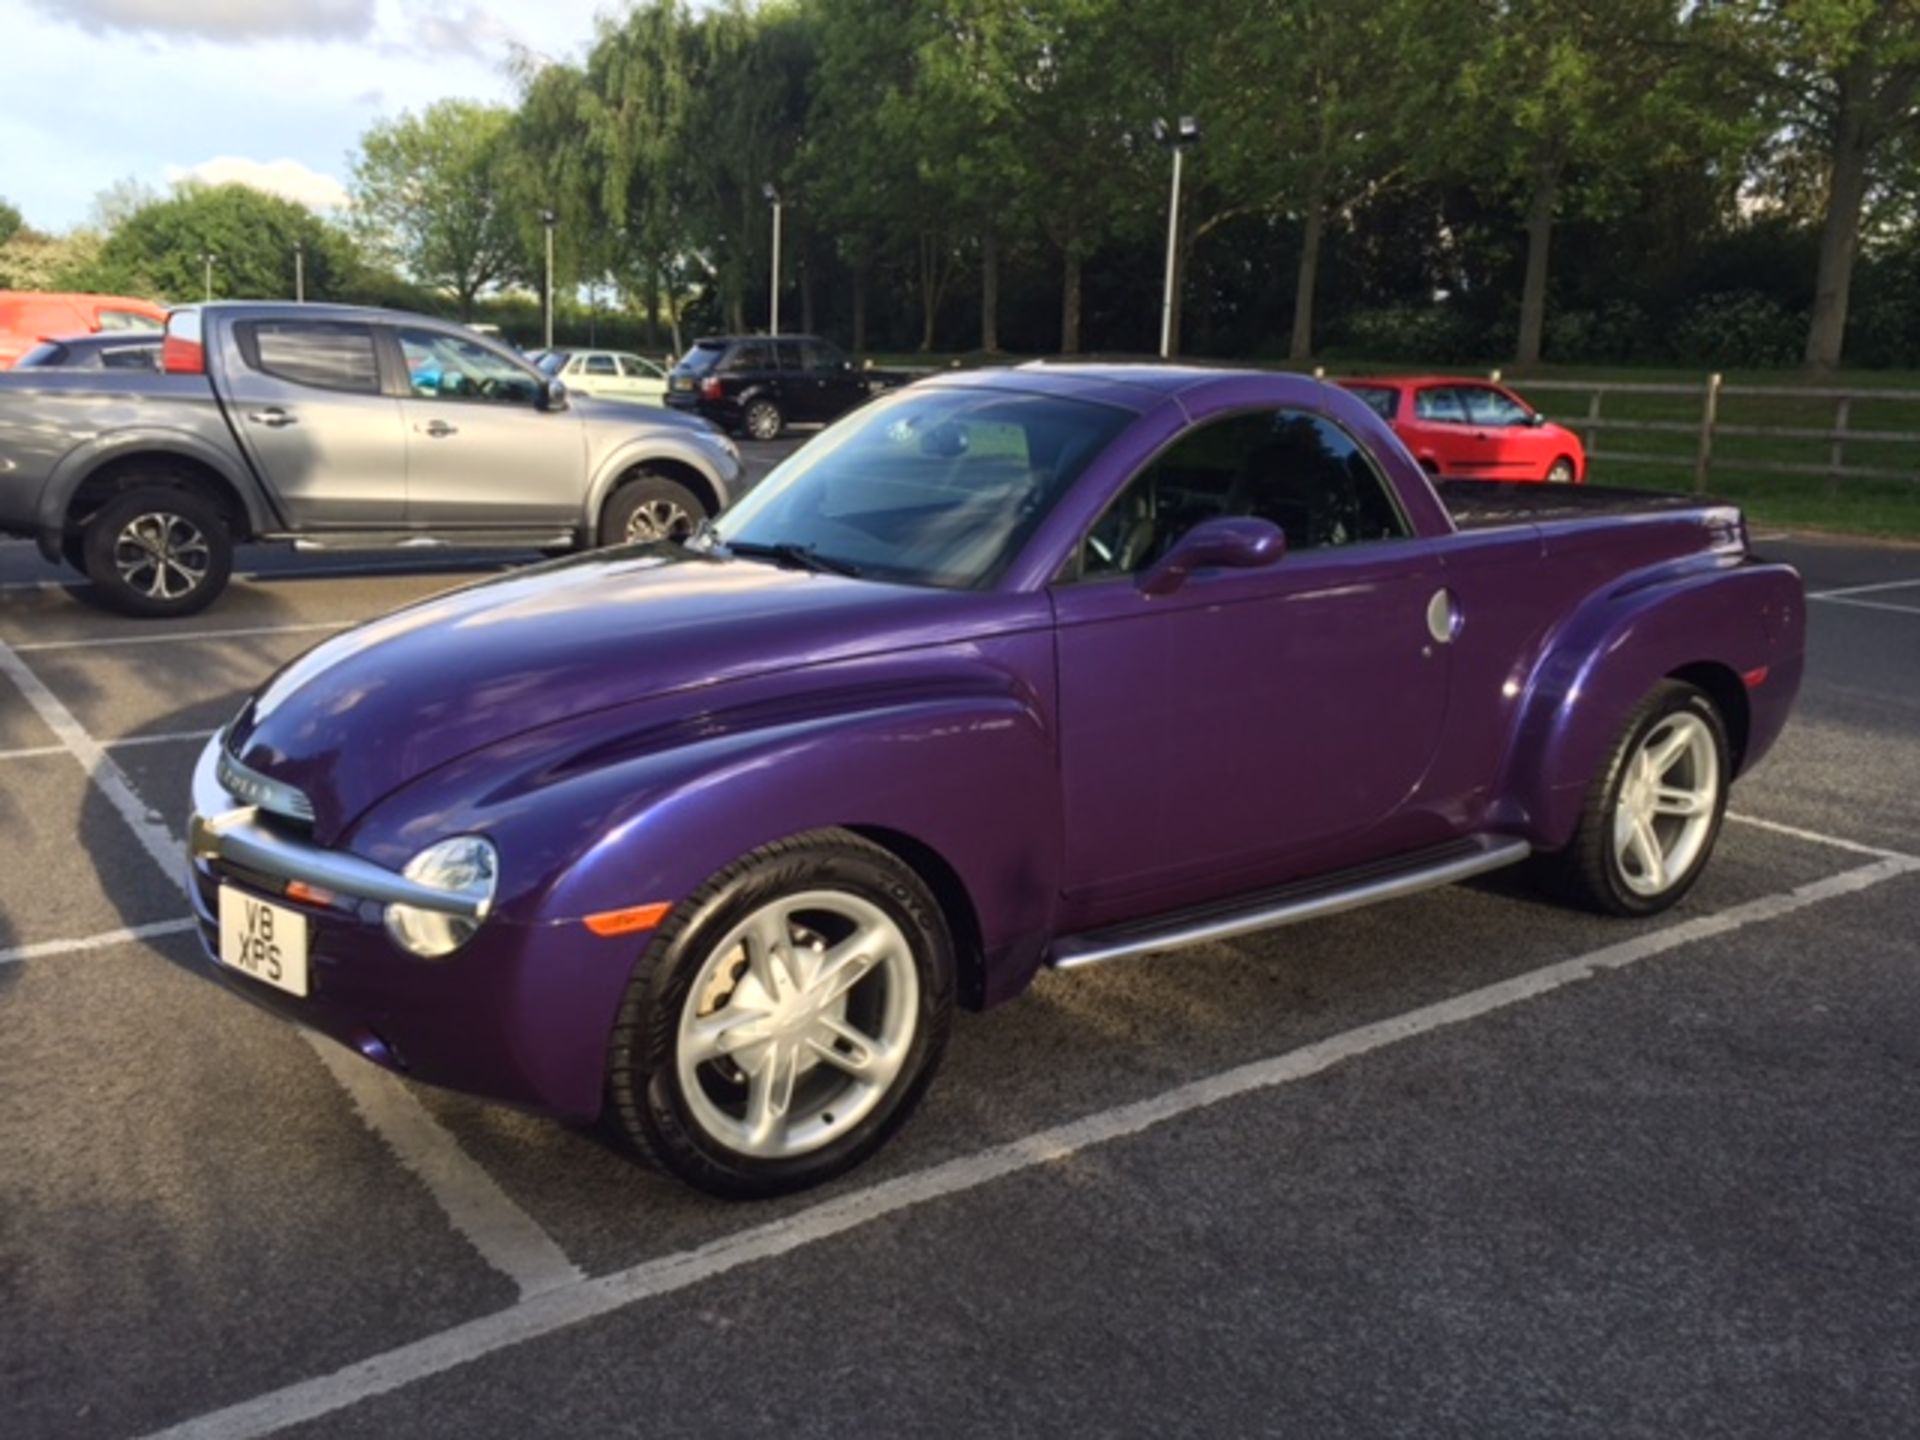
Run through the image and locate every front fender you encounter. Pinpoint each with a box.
[1496,558,1804,850]
[584,434,738,528]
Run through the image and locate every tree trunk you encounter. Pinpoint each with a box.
[980,219,999,353]
[1061,248,1083,355]
[1514,159,1558,367]
[1290,171,1328,363]
[851,262,867,355]
[919,232,938,353]
[1805,75,1875,373]
[645,261,661,351]
[799,237,816,336]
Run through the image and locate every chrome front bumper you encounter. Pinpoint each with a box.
[187,740,483,920]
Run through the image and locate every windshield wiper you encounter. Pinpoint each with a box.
[722,539,864,578]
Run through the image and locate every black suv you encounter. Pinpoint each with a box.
[665,334,876,439]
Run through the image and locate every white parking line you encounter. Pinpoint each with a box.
[1728,812,1918,862]
[0,634,582,1304]
[1810,594,1920,617]
[0,727,219,764]
[1809,576,1920,599]
[136,847,1920,1440]
[12,621,348,652]
[0,916,198,968]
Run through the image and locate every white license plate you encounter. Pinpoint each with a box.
[218,886,310,997]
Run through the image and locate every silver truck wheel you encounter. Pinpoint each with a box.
[598,473,707,548]
[607,829,954,1198]
[81,485,233,618]
[1537,680,1730,917]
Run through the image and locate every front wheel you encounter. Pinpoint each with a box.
[598,473,707,547]
[1546,457,1577,484]
[81,485,233,618]
[1536,680,1730,916]
[607,830,955,1198]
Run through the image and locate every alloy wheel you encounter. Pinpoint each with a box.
[113,512,212,601]
[624,498,695,543]
[1611,711,1720,896]
[674,889,919,1160]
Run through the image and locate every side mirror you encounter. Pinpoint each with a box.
[540,378,569,412]
[1527,412,1546,427]
[1138,517,1286,597]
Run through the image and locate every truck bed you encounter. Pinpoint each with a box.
[1437,480,1711,531]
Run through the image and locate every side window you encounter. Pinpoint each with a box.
[801,339,844,373]
[395,328,540,406]
[1078,408,1408,579]
[773,339,807,372]
[243,321,381,395]
[1460,386,1531,427]
[1346,386,1398,421]
[98,309,162,333]
[723,342,772,373]
[1414,387,1469,424]
[584,354,617,376]
[102,345,158,371]
[617,355,656,378]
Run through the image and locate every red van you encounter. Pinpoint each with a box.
[0,291,168,368]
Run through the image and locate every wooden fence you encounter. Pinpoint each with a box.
[1485,373,1920,494]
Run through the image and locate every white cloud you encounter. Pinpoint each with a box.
[401,0,522,62]
[27,0,375,42]
[166,157,352,212]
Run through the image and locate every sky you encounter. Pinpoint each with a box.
[0,0,614,232]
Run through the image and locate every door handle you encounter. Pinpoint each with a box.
[246,408,296,428]
[415,420,459,438]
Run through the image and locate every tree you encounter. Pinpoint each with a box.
[88,177,160,233]
[89,183,353,302]
[350,100,520,317]
[1452,0,1720,366]
[1698,0,1920,371]
[0,197,20,248]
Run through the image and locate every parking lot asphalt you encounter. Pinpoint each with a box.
[3,458,1918,1438]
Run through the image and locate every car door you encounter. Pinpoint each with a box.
[1457,385,1545,479]
[617,354,667,404]
[1051,406,1452,917]
[771,338,815,420]
[1405,385,1496,477]
[577,352,622,399]
[803,338,867,420]
[388,324,585,529]
[221,318,408,527]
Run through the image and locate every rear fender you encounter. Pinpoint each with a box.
[1495,560,1804,850]
[37,428,272,556]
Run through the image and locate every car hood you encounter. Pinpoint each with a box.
[223,549,1022,844]
[570,392,719,437]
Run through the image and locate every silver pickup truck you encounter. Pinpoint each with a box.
[0,302,743,615]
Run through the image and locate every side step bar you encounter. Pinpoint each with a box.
[1048,835,1532,971]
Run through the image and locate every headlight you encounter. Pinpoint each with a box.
[383,835,498,959]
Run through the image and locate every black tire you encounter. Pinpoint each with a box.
[80,484,233,618]
[606,829,955,1199]
[742,398,784,441]
[1546,456,1577,484]
[597,473,708,548]
[1534,680,1730,917]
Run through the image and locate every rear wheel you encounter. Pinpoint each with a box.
[1536,680,1729,916]
[81,485,232,617]
[743,398,784,441]
[597,473,707,547]
[1546,456,1577,484]
[606,830,954,1198]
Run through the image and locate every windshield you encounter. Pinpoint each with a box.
[711,385,1132,589]
[533,351,569,376]
[676,341,728,374]
[1345,385,1397,421]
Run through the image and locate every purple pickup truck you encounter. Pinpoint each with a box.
[186,365,1804,1197]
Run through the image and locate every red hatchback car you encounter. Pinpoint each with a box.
[1337,376,1586,484]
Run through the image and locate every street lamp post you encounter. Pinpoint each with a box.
[762,182,782,336]
[293,241,305,303]
[540,209,558,350]
[1153,115,1202,359]
[201,252,218,304]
